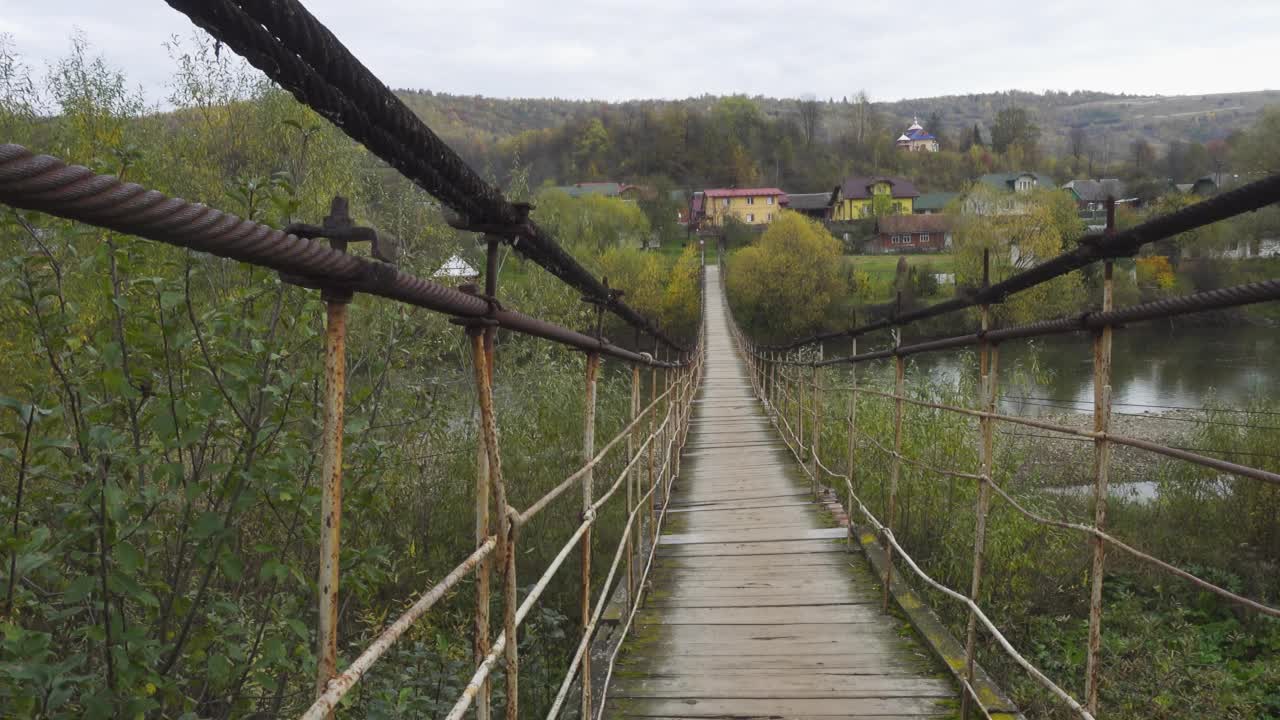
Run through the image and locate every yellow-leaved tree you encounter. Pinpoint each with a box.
[725,212,847,341]
[953,186,1086,325]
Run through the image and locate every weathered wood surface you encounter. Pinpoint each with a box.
[604,265,956,718]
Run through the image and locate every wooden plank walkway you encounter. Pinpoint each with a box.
[603,264,957,719]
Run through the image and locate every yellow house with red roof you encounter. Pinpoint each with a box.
[701,188,788,226]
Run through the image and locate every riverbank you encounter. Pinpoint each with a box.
[1000,406,1207,491]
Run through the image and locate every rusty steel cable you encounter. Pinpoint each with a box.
[161,0,687,354]
[758,171,1280,352]
[790,277,1280,368]
[0,144,677,368]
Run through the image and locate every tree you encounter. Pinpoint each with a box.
[1131,137,1155,174]
[1068,126,1088,161]
[990,107,1038,156]
[953,186,1084,324]
[572,117,610,178]
[798,94,821,149]
[926,111,943,149]
[1231,106,1280,174]
[725,213,848,340]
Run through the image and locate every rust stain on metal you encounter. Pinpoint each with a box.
[315,299,347,716]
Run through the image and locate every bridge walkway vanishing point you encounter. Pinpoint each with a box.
[603,264,958,719]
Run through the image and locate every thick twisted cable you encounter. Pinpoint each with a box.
[163,0,687,353]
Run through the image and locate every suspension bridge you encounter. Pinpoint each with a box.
[2,2,1279,719]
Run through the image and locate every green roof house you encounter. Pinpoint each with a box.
[913,191,960,214]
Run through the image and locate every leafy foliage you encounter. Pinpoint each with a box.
[724,213,848,341]
[0,33,699,719]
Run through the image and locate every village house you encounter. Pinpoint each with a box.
[688,191,705,228]
[913,191,960,214]
[433,255,480,282]
[978,172,1056,194]
[895,117,939,152]
[550,181,631,198]
[966,172,1059,215]
[831,176,919,220]
[700,188,788,226]
[1063,179,1127,211]
[784,191,835,220]
[873,215,952,254]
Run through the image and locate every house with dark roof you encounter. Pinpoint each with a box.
[874,215,952,253]
[1063,179,1127,211]
[784,191,835,220]
[896,117,939,152]
[550,182,631,198]
[701,188,788,226]
[977,172,1056,194]
[831,176,920,220]
[914,192,960,215]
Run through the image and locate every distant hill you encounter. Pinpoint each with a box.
[397,88,1280,163]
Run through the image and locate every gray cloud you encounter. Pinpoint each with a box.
[2,0,1275,105]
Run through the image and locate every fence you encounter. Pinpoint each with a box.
[721,186,1280,719]
[0,1,709,717]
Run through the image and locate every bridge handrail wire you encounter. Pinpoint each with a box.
[162,0,688,354]
[756,174,1280,352]
[720,192,1280,716]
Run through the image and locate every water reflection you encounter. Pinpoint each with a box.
[822,327,1278,416]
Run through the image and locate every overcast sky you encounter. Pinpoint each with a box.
[2,0,1277,105]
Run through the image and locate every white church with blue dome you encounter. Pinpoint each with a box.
[896,117,939,152]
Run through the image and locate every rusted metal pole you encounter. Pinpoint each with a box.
[1086,254,1115,714]
[472,364,492,720]
[649,361,658,549]
[961,251,994,720]
[472,236,501,720]
[810,365,821,497]
[315,296,348,714]
[962,330,999,716]
[768,351,776,409]
[795,353,805,451]
[580,352,600,720]
[882,344,905,614]
[846,337,858,551]
[627,364,640,605]
[469,324,517,720]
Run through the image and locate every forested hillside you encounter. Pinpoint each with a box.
[397,87,1280,191]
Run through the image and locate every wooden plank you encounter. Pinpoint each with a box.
[659,527,845,546]
[604,265,960,720]
[613,697,952,717]
[617,653,935,673]
[654,552,853,569]
[610,675,954,700]
[636,605,882,625]
[658,539,847,557]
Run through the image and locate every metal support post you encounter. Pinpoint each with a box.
[962,254,998,718]
[315,296,347,715]
[846,337,858,551]
[811,365,821,497]
[882,341,905,614]
[580,352,600,720]
[1086,243,1116,713]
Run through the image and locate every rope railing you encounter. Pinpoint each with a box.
[721,191,1280,718]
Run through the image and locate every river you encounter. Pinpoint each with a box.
[821,326,1279,416]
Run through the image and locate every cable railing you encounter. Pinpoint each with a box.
[720,189,1280,718]
[0,3,714,717]
[0,143,708,720]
